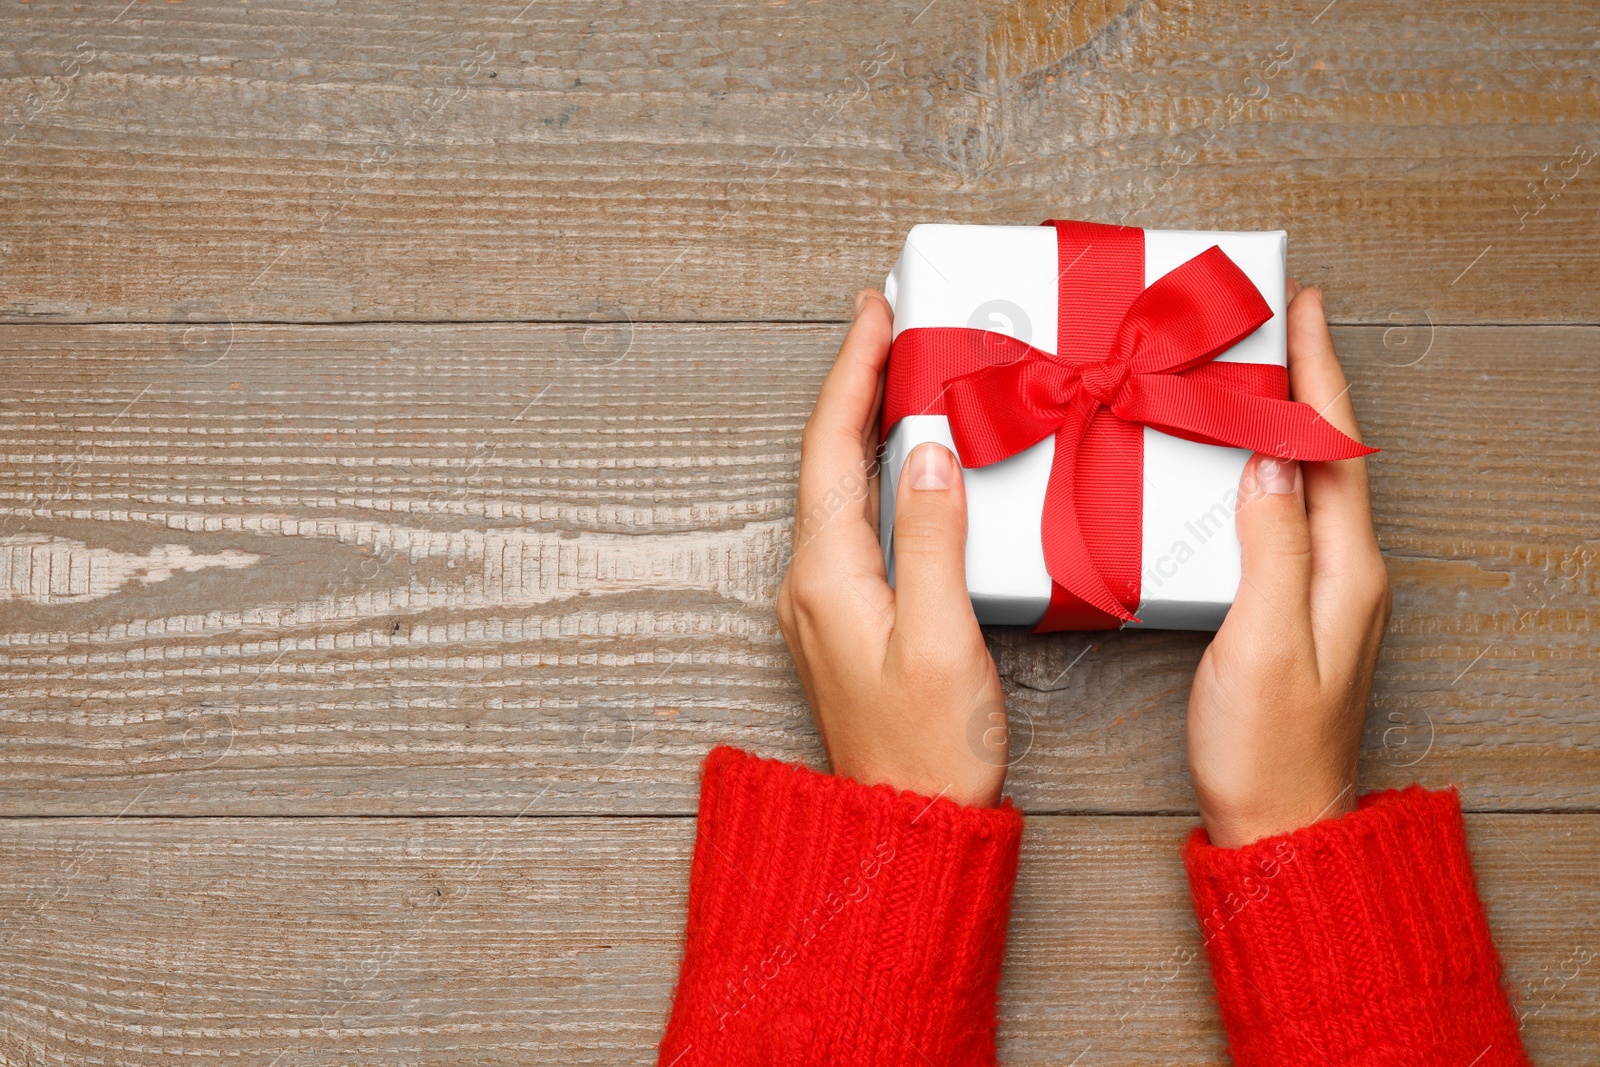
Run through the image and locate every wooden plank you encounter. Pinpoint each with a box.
[2,1,1596,325]
[0,812,1593,1065]
[1,323,1596,816]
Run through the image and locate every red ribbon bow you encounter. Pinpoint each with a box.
[883,220,1376,630]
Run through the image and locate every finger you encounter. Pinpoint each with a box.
[1227,453,1314,655]
[1286,287,1361,444]
[814,289,893,443]
[887,443,982,658]
[866,359,886,533]
[795,290,893,552]
[1286,288,1382,587]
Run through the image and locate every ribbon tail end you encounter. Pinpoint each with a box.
[1326,440,1379,460]
[1292,435,1379,462]
[1064,580,1141,626]
[1333,425,1379,459]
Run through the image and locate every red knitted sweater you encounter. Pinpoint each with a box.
[658,747,1530,1067]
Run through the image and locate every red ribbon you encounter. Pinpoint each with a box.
[882,220,1376,630]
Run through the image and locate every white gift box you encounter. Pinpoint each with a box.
[879,223,1288,631]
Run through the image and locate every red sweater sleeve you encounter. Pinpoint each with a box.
[1185,785,1531,1067]
[658,746,1024,1067]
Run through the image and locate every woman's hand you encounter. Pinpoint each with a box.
[776,290,1009,808]
[1187,282,1392,847]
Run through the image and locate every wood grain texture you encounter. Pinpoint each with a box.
[3,2,1596,1060]
[0,323,1595,815]
[0,813,1594,1066]
[2,0,1597,325]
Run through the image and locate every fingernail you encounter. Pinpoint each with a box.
[907,443,955,490]
[854,290,871,318]
[1258,457,1300,495]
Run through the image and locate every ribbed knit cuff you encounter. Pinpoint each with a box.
[658,746,1024,1067]
[1185,786,1530,1067]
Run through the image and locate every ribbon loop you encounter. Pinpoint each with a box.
[942,340,1080,466]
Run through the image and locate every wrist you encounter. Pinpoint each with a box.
[826,752,1006,810]
[1199,781,1357,849]
[817,697,1011,809]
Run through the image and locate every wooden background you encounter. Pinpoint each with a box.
[1,1,1597,1063]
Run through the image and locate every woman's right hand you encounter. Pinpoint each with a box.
[1186,283,1392,848]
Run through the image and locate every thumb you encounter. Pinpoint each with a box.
[890,443,980,651]
[1228,453,1313,634]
